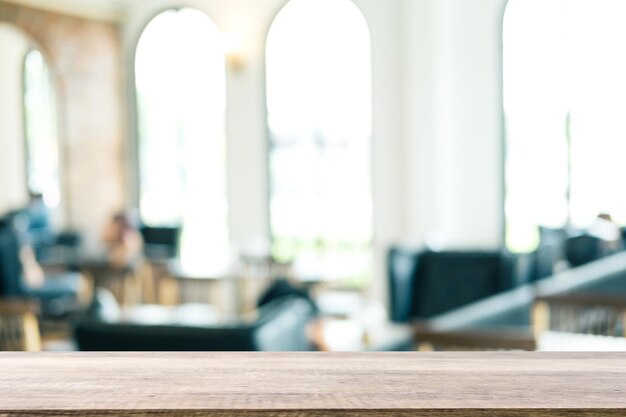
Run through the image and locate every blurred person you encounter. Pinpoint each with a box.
[20,244,45,289]
[102,210,143,268]
[1,213,82,317]
[588,212,623,253]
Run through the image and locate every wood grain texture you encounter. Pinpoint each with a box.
[0,352,625,416]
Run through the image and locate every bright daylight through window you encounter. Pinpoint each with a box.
[504,0,626,252]
[266,0,373,286]
[135,8,229,273]
[23,49,60,208]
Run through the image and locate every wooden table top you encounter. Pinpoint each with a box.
[1,352,625,416]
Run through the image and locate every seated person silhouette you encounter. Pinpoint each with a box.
[102,211,143,268]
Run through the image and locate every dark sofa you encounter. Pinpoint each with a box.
[73,293,317,351]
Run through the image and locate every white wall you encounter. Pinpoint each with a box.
[402,0,507,250]
[0,24,28,214]
[356,0,405,304]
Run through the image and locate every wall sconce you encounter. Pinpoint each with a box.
[221,32,245,72]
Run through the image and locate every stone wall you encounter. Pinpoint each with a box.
[0,1,125,252]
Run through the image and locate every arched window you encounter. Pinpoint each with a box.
[266,0,372,284]
[504,0,626,252]
[0,22,60,215]
[135,8,229,273]
[23,49,60,208]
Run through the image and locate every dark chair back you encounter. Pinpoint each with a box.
[0,219,26,297]
[139,225,181,260]
[388,247,420,323]
[564,234,604,267]
[55,231,81,248]
[412,251,514,319]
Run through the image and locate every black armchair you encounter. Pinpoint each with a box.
[388,247,516,322]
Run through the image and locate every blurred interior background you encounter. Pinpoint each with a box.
[2,0,626,352]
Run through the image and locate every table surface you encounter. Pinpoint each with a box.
[1,352,625,416]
